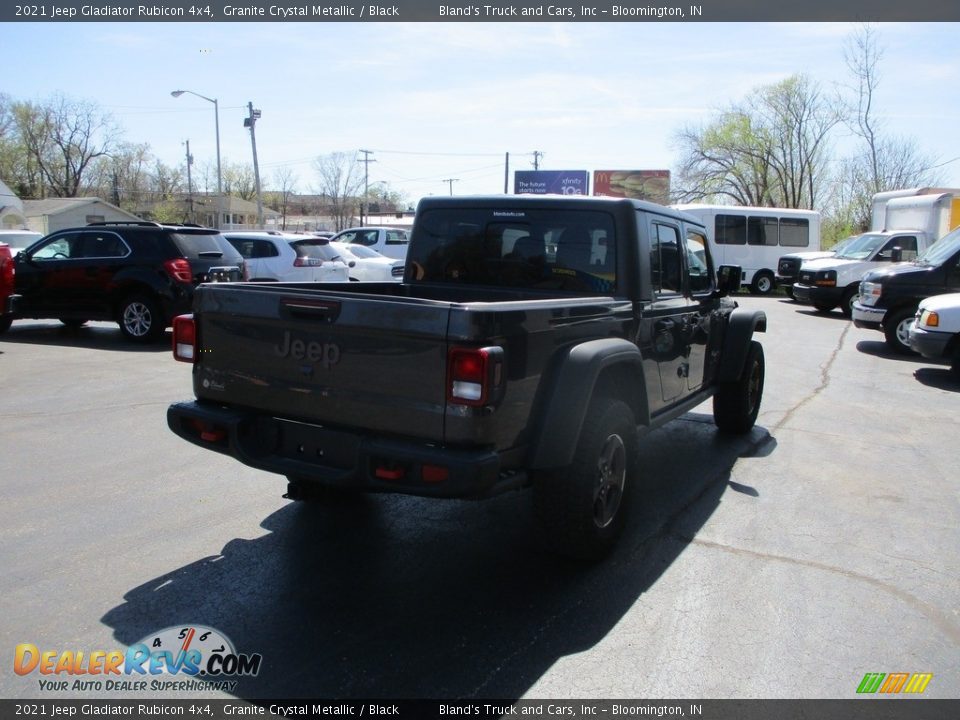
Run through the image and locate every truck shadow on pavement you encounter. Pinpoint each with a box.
[101,415,771,700]
[855,340,931,364]
[913,367,960,392]
[0,321,170,352]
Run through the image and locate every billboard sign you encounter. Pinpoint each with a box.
[593,170,671,204]
[514,170,589,196]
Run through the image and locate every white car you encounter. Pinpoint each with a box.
[0,230,43,255]
[224,232,349,283]
[332,242,404,282]
[909,293,960,377]
[330,226,410,260]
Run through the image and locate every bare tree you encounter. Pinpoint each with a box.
[13,93,121,197]
[313,152,364,231]
[265,166,298,230]
[673,75,838,209]
[222,161,256,201]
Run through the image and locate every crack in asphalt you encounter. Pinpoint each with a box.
[773,320,852,432]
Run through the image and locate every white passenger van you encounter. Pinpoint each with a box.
[672,205,821,294]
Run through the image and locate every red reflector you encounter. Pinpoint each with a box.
[375,466,405,481]
[164,258,193,284]
[422,465,449,483]
[200,428,226,442]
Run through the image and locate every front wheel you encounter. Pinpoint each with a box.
[117,294,165,342]
[813,301,836,314]
[840,288,858,319]
[533,399,637,560]
[713,341,765,434]
[883,307,917,355]
[0,317,11,334]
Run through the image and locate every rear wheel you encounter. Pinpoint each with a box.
[883,307,917,355]
[533,399,637,560]
[750,271,775,295]
[951,343,960,379]
[713,341,765,434]
[813,300,836,313]
[118,294,165,342]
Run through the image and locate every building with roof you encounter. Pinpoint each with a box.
[23,197,143,234]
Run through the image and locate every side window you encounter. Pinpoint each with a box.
[715,214,746,245]
[651,223,682,295]
[31,233,81,260]
[359,230,378,246]
[78,232,127,258]
[255,240,279,258]
[747,217,778,246]
[386,230,409,245]
[878,236,916,261]
[337,231,357,244]
[686,230,712,294]
[779,218,810,247]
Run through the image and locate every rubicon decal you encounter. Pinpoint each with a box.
[856,672,933,694]
[14,625,262,680]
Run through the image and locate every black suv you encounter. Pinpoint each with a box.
[1,221,244,342]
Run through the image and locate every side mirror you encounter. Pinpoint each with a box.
[890,247,902,263]
[716,265,742,296]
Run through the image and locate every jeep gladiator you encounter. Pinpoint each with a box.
[167,196,767,558]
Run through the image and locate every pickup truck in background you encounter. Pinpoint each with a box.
[792,230,935,317]
[167,196,767,559]
[854,225,960,353]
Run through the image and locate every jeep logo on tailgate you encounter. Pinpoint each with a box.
[275,330,341,369]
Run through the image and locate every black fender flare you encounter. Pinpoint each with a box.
[718,308,767,383]
[528,338,645,470]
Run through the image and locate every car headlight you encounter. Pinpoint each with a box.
[814,270,837,287]
[859,281,882,306]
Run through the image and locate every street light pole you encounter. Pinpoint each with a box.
[171,89,222,229]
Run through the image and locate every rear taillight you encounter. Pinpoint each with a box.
[172,314,196,363]
[164,258,193,284]
[447,346,503,406]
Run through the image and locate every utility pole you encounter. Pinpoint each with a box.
[532,150,543,170]
[504,152,509,194]
[358,149,376,225]
[184,140,194,224]
[443,178,459,196]
[244,102,264,227]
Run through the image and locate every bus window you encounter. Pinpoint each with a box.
[779,218,810,247]
[716,214,746,245]
[748,217,778,246]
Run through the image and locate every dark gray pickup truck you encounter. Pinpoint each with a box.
[167,195,766,558]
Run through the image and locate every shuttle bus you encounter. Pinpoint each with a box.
[672,204,821,294]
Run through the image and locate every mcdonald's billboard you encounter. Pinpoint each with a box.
[593,170,670,204]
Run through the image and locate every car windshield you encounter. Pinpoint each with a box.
[291,240,341,262]
[836,233,886,260]
[831,235,858,254]
[916,227,960,266]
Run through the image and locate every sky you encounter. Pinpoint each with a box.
[2,21,959,207]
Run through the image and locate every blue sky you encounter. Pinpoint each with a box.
[2,21,959,203]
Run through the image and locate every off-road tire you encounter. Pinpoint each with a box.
[713,341,765,435]
[883,307,917,355]
[117,294,164,343]
[533,399,638,560]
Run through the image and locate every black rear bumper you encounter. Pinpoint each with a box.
[167,401,509,499]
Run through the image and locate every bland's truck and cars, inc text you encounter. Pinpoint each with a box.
[167,195,766,559]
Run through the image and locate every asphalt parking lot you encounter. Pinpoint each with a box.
[1,294,958,701]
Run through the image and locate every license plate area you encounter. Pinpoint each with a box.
[206,266,241,282]
[276,419,359,470]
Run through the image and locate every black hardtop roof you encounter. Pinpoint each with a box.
[414,194,706,229]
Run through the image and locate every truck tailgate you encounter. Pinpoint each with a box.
[193,284,452,442]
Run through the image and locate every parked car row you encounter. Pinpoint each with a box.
[0,223,408,343]
[785,222,960,376]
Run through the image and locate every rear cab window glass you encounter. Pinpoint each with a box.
[408,208,616,294]
[291,241,341,263]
